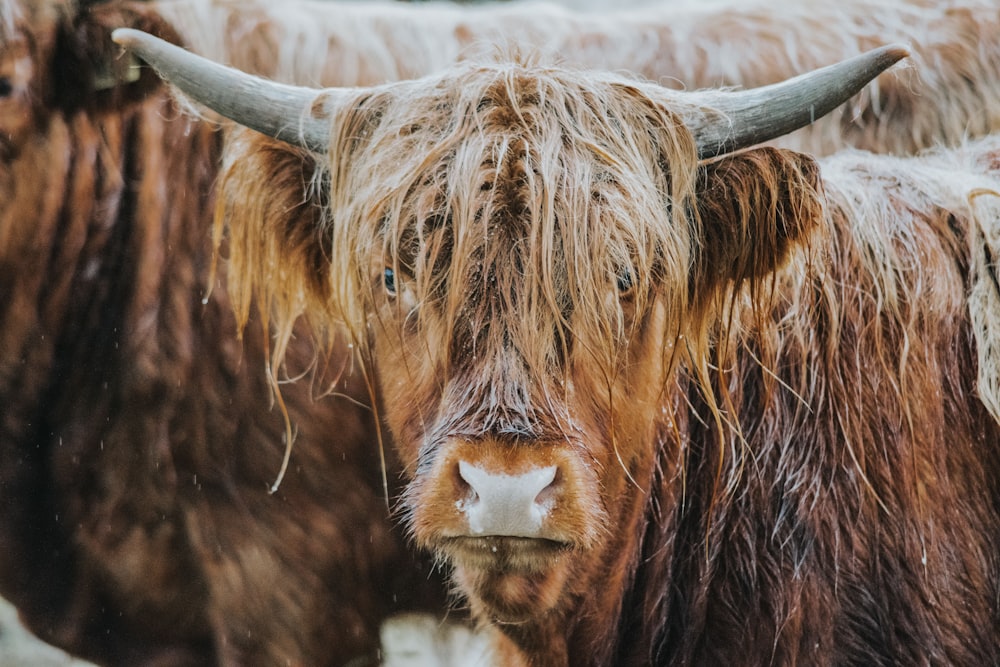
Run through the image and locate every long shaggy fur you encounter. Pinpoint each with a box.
[217,56,1000,665]
[219,64,711,412]
[970,189,1000,422]
[7,0,1000,664]
[653,138,1000,666]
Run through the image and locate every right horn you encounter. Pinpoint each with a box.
[689,44,909,159]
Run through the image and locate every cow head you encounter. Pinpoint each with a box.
[113,28,903,649]
[0,1,172,160]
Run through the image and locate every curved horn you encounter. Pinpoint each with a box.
[112,28,335,152]
[115,27,907,161]
[691,44,909,159]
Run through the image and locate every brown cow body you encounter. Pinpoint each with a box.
[0,3,446,665]
[128,38,1000,666]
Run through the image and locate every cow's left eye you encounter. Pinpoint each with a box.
[384,267,397,296]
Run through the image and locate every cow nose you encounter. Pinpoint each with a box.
[456,461,558,538]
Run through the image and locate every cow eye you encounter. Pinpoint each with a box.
[383,267,397,296]
[616,269,634,296]
[0,78,12,98]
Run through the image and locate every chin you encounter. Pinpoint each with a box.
[444,536,575,622]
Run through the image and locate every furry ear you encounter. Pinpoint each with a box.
[217,91,388,353]
[690,147,823,304]
[216,129,330,335]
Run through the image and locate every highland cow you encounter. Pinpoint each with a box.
[117,29,1000,667]
[6,0,1000,665]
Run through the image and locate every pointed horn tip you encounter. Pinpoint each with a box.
[876,43,911,66]
[111,27,148,49]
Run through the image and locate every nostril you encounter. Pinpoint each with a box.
[453,462,476,500]
[534,468,561,508]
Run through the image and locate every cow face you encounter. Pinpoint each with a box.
[352,78,694,623]
[216,66,823,625]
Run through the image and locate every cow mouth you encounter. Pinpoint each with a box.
[440,535,571,572]
[441,536,574,621]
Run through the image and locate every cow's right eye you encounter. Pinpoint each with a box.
[0,78,12,98]
[383,267,397,296]
[617,269,634,295]
[615,266,636,301]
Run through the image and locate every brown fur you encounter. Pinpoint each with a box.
[0,3,446,665]
[7,0,1000,664]
[216,58,1000,665]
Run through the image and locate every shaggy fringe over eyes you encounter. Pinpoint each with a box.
[218,61,829,467]
[319,64,707,382]
[220,62,700,399]
[218,61,833,505]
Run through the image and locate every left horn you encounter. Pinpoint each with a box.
[112,28,336,152]
[690,44,909,159]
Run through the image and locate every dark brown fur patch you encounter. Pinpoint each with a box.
[692,147,823,303]
[0,5,448,665]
